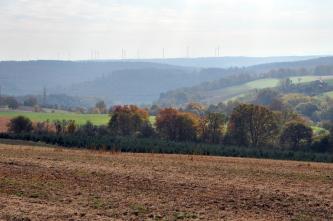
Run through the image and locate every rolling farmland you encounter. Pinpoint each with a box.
[0,143,332,220]
[206,75,333,103]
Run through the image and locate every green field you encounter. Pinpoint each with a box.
[290,75,333,84]
[245,78,280,89]
[206,75,333,103]
[323,91,333,98]
[0,111,110,125]
[0,111,157,126]
[212,78,280,103]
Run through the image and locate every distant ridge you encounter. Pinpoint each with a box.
[136,56,320,68]
[0,56,330,104]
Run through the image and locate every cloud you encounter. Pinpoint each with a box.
[0,0,332,59]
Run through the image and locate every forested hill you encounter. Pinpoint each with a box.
[141,56,318,68]
[0,60,190,95]
[0,56,329,105]
[249,56,333,73]
[156,56,333,106]
[61,67,259,104]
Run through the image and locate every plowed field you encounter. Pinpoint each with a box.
[0,143,332,220]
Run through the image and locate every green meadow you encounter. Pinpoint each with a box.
[0,111,110,125]
[0,111,157,126]
[222,75,333,102]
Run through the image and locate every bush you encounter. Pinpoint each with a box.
[7,116,33,134]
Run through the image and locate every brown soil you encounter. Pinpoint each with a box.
[0,144,332,220]
[0,117,9,133]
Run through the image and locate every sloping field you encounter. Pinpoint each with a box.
[205,75,333,103]
[245,78,280,89]
[323,91,333,98]
[0,111,109,126]
[203,78,281,103]
[289,75,333,84]
[0,143,332,220]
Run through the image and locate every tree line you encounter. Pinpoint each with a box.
[2,103,333,161]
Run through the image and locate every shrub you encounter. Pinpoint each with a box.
[7,116,33,134]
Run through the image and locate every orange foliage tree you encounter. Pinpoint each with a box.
[156,108,199,142]
[109,105,150,136]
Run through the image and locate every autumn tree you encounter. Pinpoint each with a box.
[185,103,206,116]
[156,108,199,142]
[33,120,51,134]
[280,121,313,149]
[227,104,279,147]
[53,120,71,134]
[67,120,76,134]
[201,112,226,144]
[275,109,305,127]
[109,105,150,136]
[156,108,179,141]
[174,113,199,141]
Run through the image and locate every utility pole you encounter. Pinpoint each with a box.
[43,87,47,106]
[121,49,125,59]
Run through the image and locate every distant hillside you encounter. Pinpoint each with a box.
[249,56,333,73]
[62,68,242,104]
[0,56,329,105]
[0,60,263,104]
[156,56,333,106]
[141,56,319,68]
[0,60,187,95]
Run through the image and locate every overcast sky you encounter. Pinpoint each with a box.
[0,0,332,60]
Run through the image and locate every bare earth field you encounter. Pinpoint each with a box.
[0,117,9,133]
[0,144,332,221]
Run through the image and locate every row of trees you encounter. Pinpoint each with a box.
[7,103,331,152]
[0,96,20,109]
[0,94,109,114]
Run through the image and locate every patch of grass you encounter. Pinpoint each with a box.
[0,111,156,126]
[311,126,329,136]
[290,75,333,84]
[173,211,198,220]
[130,204,148,216]
[0,111,109,125]
[245,78,280,89]
[89,196,113,210]
[0,177,63,200]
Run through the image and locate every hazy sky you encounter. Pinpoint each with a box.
[0,0,332,60]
